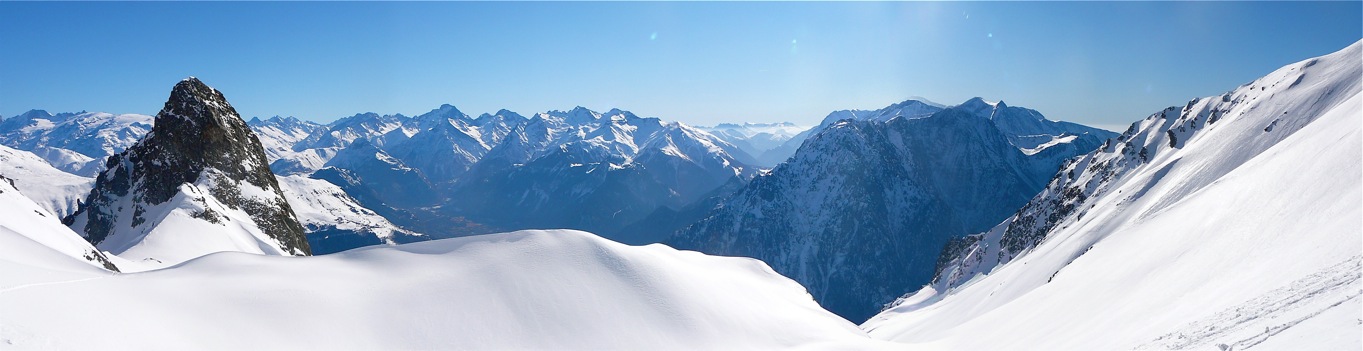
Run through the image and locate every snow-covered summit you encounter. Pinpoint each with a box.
[0,145,93,218]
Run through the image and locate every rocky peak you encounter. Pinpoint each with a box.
[65,77,310,260]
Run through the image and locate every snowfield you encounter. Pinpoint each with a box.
[1,229,892,349]
[0,145,93,218]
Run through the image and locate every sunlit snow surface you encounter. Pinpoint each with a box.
[1,228,894,349]
[0,145,93,218]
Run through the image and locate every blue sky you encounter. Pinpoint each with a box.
[1,2,1358,130]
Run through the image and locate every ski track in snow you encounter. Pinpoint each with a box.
[1138,255,1363,350]
[0,275,109,295]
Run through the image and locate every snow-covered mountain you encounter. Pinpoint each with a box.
[761,99,948,166]
[0,145,93,218]
[670,98,1113,322]
[954,97,1115,179]
[444,107,758,243]
[765,97,1113,170]
[5,100,755,250]
[863,40,1362,350]
[295,112,409,151]
[0,110,153,176]
[63,77,311,267]
[0,229,894,349]
[267,111,409,175]
[700,122,810,167]
[275,174,422,255]
[0,174,118,272]
[385,104,499,185]
[319,138,441,209]
[246,115,325,163]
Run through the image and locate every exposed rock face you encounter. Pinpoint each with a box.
[671,108,1056,322]
[669,101,1114,322]
[65,77,310,262]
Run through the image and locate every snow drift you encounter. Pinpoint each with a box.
[1,229,890,349]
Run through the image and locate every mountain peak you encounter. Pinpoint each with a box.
[960,97,994,108]
[603,108,639,121]
[3,109,57,127]
[65,77,311,264]
[19,109,53,119]
[549,106,599,125]
[420,104,468,122]
[160,76,240,131]
[903,96,947,108]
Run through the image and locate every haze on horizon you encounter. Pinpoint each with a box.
[1,1,1358,131]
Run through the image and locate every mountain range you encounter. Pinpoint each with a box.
[1,40,1357,350]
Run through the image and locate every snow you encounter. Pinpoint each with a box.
[862,40,1362,350]
[0,229,893,349]
[0,145,94,218]
[88,171,298,270]
[699,122,811,165]
[0,111,153,170]
[26,146,100,176]
[247,116,323,166]
[275,174,415,243]
[1020,134,1077,155]
[0,174,115,275]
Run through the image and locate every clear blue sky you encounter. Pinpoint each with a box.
[1,2,1359,130]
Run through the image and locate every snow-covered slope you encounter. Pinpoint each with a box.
[64,77,311,267]
[0,175,118,273]
[0,145,93,218]
[275,174,422,255]
[863,40,1363,350]
[0,229,891,349]
[0,110,153,176]
[25,146,101,176]
[247,115,325,164]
